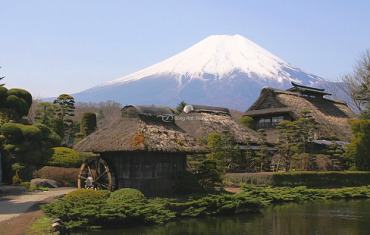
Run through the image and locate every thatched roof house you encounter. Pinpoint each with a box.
[74,105,207,196]
[175,104,258,144]
[243,83,357,142]
[75,105,207,153]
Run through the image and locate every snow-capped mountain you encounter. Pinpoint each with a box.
[73,34,321,110]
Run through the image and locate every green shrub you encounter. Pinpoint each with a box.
[1,123,23,143]
[8,88,32,107]
[33,166,80,186]
[173,171,200,194]
[20,125,42,141]
[81,112,97,136]
[240,116,257,130]
[43,147,82,168]
[4,144,25,152]
[33,123,52,137]
[4,95,22,112]
[34,123,62,146]
[99,190,112,199]
[0,86,8,103]
[48,118,64,139]
[77,151,99,161]
[226,173,273,186]
[107,188,148,203]
[272,171,370,187]
[64,189,105,202]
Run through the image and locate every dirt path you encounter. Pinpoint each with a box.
[0,187,76,235]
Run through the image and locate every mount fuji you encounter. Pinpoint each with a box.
[73,34,321,110]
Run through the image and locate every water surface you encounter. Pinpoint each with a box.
[74,199,370,235]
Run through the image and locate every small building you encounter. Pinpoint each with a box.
[74,105,207,196]
[243,82,357,143]
[176,104,258,144]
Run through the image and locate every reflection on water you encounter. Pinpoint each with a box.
[73,199,370,235]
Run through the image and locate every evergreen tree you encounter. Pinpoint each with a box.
[81,112,97,136]
[240,116,257,130]
[275,120,299,171]
[344,120,370,170]
[34,102,55,125]
[256,129,269,172]
[294,110,318,153]
[53,94,75,146]
[175,101,187,114]
[0,65,4,86]
[243,137,260,172]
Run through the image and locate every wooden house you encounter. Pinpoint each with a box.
[243,82,357,143]
[74,105,207,196]
[176,104,258,144]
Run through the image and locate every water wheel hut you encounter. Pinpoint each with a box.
[74,105,208,196]
[175,104,258,144]
[243,82,357,143]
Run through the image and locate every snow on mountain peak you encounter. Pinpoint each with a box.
[101,34,305,87]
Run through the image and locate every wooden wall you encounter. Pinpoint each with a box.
[102,152,187,196]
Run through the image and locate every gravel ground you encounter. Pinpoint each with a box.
[0,187,76,235]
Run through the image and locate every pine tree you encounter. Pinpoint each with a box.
[175,101,187,114]
[256,129,269,172]
[295,110,318,154]
[53,94,75,146]
[0,65,5,86]
[275,120,299,171]
[34,102,55,125]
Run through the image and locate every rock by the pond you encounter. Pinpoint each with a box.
[0,186,26,195]
[30,178,59,188]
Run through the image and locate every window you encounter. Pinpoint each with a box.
[258,118,271,128]
[272,116,284,127]
[257,116,284,129]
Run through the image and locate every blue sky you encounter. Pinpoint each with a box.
[1,1,369,98]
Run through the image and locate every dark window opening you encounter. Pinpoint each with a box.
[257,116,284,129]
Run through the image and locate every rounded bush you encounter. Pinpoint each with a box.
[20,125,42,141]
[19,98,30,117]
[8,88,32,107]
[33,123,62,146]
[240,116,257,131]
[43,147,82,168]
[21,150,42,164]
[4,95,22,113]
[33,123,52,137]
[99,190,112,198]
[107,188,147,203]
[1,123,23,143]
[64,189,105,202]
[0,86,8,104]
[48,118,64,139]
[48,132,62,146]
[81,112,97,136]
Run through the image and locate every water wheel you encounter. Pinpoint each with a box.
[77,157,116,191]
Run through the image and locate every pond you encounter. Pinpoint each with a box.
[73,199,370,235]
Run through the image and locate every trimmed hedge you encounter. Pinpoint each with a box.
[272,171,370,187]
[33,166,80,186]
[226,171,370,188]
[64,189,105,202]
[107,188,147,203]
[1,123,23,142]
[43,147,82,168]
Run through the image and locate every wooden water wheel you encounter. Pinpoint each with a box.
[77,157,116,191]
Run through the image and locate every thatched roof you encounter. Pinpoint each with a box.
[176,104,258,144]
[74,106,208,153]
[244,87,357,142]
[286,82,331,96]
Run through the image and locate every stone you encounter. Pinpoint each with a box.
[30,178,58,188]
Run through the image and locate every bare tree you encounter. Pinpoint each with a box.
[323,49,370,114]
